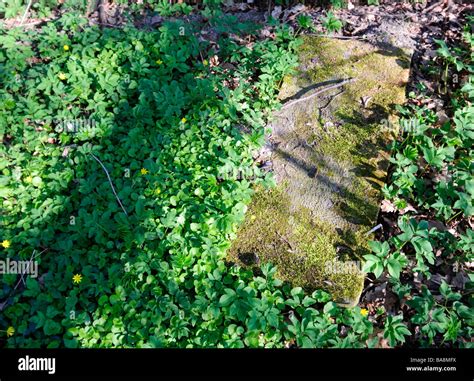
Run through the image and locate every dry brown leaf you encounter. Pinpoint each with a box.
[209,55,219,68]
[380,199,396,213]
[399,203,417,215]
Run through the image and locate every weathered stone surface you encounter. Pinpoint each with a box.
[229,36,412,307]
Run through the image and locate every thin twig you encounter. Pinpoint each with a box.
[318,88,345,120]
[18,250,36,287]
[365,223,383,236]
[276,231,294,251]
[16,249,43,288]
[89,153,128,216]
[319,88,344,111]
[280,78,357,110]
[307,33,368,40]
[0,249,46,311]
[19,0,34,26]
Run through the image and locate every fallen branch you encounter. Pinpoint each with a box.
[280,78,357,110]
[97,0,108,26]
[89,153,128,216]
[17,19,46,27]
[422,0,450,13]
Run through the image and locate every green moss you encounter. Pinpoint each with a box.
[228,185,365,306]
[288,36,410,230]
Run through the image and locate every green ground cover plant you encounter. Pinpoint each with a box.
[363,24,473,348]
[0,3,472,349]
[0,12,376,348]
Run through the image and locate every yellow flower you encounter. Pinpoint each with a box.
[155,188,161,195]
[156,59,163,65]
[181,117,187,124]
[72,274,83,284]
[63,45,70,51]
[360,308,369,317]
[203,59,208,66]
[58,72,67,81]
[24,175,33,183]
[1,240,10,249]
[6,326,14,337]
[250,215,257,221]
[140,168,149,175]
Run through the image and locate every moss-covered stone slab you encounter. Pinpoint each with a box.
[229,36,412,307]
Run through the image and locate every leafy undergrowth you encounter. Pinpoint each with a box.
[362,19,473,348]
[0,13,377,348]
[0,5,472,348]
[0,0,57,19]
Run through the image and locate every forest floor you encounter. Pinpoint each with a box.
[6,0,472,312]
[1,0,472,348]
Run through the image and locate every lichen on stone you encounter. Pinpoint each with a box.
[229,36,412,307]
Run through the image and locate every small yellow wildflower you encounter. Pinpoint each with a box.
[181,117,187,124]
[250,215,257,221]
[58,72,67,81]
[72,274,83,284]
[156,59,163,65]
[140,168,149,175]
[360,308,369,317]
[63,45,70,51]
[203,59,208,66]
[24,176,33,183]
[155,188,161,195]
[1,240,11,249]
[6,326,14,337]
